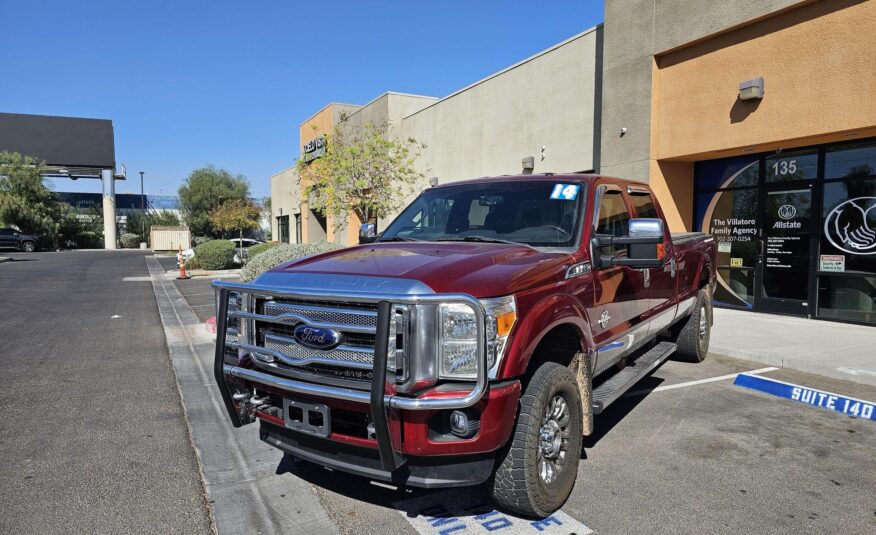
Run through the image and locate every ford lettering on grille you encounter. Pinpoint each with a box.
[293,324,342,350]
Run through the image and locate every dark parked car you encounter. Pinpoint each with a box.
[0,228,39,252]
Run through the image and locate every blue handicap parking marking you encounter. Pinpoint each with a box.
[396,489,591,535]
[549,183,580,201]
[734,373,876,421]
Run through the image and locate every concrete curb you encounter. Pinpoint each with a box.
[146,256,339,535]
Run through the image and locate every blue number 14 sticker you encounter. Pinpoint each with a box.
[550,183,580,200]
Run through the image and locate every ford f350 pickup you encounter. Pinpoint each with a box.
[212,174,716,517]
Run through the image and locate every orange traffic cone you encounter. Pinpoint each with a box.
[177,244,191,280]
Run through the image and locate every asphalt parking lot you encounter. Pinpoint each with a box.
[282,355,876,535]
[0,250,211,534]
[3,252,875,534]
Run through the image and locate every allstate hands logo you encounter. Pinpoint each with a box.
[778,204,797,220]
[824,197,876,255]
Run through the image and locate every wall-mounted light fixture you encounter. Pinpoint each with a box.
[739,76,764,101]
[522,156,535,174]
[429,176,439,187]
[278,207,283,216]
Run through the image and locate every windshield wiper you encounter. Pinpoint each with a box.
[437,235,522,246]
[379,235,420,242]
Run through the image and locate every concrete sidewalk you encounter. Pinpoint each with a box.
[710,308,876,388]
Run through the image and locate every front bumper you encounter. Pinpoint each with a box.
[261,420,496,488]
[213,282,505,475]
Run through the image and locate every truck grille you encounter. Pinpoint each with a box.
[227,296,407,388]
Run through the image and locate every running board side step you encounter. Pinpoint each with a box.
[592,341,677,414]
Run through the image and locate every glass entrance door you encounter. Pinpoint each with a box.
[756,186,814,315]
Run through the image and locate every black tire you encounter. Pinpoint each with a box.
[489,362,583,518]
[21,241,36,253]
[673,287,712,362]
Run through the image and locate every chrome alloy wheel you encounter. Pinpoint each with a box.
[537,395,571,485]
[698,305,708,341]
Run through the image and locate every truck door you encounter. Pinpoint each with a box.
[628,187,678,335]
[589,184,650,373]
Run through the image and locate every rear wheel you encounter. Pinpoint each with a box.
[488,362,582,518]
[673,287,711,362]
[22,241,36,252]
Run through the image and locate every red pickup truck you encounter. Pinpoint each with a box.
[213,174,716,517]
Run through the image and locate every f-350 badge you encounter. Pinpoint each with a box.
[598,310,611,329]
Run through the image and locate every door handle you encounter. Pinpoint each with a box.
[643,268,651,288]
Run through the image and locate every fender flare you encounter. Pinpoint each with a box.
[500,293,596,436]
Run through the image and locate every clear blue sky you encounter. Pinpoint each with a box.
[1,1,604,197]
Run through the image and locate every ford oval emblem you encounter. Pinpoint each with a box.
[293,324,341,350]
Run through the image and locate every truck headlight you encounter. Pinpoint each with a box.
[438,296,516,380]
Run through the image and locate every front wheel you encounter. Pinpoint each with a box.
[22,241,36,252]
[488,362,583,518]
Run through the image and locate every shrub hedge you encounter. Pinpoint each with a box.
[240,242,345,282]
[193,239,236,270]
[246,241,280,258]
[192,236,212,247]
[119,233,141,248]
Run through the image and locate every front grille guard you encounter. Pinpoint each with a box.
[211,279,488,472]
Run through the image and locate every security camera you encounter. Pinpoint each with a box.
[620,127,628,136]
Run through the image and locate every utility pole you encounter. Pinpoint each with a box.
[139,171,146,241]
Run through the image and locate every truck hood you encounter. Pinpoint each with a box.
[270,242,573,297]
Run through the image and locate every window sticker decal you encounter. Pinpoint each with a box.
[550,184,580,200]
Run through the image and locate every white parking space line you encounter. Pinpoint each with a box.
[395,489,592,535]
[622,367,779,398]
[122,276,153,282]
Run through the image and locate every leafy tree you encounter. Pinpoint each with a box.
[178,166,250,236]
[296,121,425,227]
[210,197,261,239]
[58,203,104,248]
[0,151,62,238]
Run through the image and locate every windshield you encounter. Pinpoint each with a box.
[381,180,586,248]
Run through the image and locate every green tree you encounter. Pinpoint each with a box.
[209,198,261,239]
[296,121,425,227]
[178,166,250,236]
[0,151,62,238]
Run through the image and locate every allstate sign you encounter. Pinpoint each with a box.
[824,196,876,255]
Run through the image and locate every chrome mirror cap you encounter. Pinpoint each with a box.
[359,223,377,244]
[628,218,663,238]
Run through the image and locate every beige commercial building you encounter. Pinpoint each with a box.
[272,27,603,246]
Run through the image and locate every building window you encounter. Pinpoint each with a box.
[277,215,290,244]
[294,213,302,244]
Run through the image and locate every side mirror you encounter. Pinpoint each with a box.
[591,218,665,269]
[359,223,377,244]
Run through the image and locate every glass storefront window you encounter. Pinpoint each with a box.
[818,275,876,325]
[820,179,876,273]
[694,136,876,324]
[765,150,818,183]
[825,141,876,180]
[716,268,755,307]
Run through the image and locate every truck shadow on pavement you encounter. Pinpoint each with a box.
[581,373,665,456]
[275,452,442,508]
